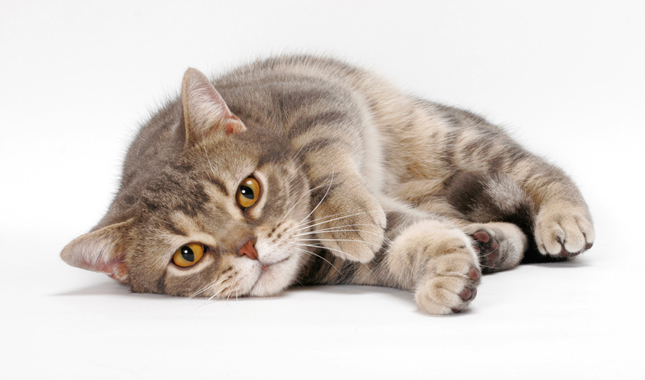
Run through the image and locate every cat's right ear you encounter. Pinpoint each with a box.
[180,68,246,146]
[60,220,133,283]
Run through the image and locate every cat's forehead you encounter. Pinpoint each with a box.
[189,138,259,172]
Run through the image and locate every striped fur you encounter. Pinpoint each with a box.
[61,55,594,314]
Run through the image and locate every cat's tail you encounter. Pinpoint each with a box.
[445,171,552,263]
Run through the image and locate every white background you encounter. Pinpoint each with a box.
[1,1,644,379]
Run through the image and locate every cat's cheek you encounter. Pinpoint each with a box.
[248,258,301,297]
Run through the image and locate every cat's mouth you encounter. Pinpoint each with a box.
[249,257,290,294]
[259,257,289,273]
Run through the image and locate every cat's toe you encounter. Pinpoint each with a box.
[459,285,477,302]
[468,228,501,273]
[535,203,595,259]
[416,272,480,314]
[415,250,481,315]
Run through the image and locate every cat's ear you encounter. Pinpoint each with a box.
[60,219,133,283]
[181,68,246,144]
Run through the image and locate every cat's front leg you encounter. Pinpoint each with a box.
[307,170,386,263]
[385,219,481,314]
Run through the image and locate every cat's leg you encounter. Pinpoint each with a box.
[299,199,482,314]
[445,168,594,262]
[533,199,594,259]
[407,193,529,273]
[297,149,386,263]
[383,216,482,314]
[463,222,527,273]
[501,161,594,259]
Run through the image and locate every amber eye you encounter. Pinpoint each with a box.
[172,243,205,268]
[236,177,260,209]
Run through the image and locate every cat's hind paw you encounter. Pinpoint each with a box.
[535,202,595,258]
[463,222,527,272]
[469,228,501,273]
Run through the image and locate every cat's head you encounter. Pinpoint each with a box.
[61,68,313,298]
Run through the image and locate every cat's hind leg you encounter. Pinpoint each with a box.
[534,201,595,258]
[463,222,527,273]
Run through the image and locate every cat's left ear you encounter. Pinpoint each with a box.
[180,67,246,145]
[60,219,133,283]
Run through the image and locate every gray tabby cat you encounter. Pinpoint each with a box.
[61,56,594,314]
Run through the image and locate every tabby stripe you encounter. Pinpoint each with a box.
[207,177,229,196]
[165,221,188,237]
[331,261,358,285]
[287,111,350,139]
[300,138,350,155]
[274,88,338,111]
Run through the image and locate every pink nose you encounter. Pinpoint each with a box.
[237,238,258,260]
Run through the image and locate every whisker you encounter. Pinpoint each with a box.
[294,243,371,272]
[211,285,231,303]
[297,207,395,230]
[201,144,219,183]
[297,172,336,226]
[298,230,392,246]
[297,209,388,232]
[296,207,396,230]
[297,225,390,239]
[299,238,381,248]
[192,286,227,312]
[293,247,342,274]
[278,180,333,225]
[189,277,227,299]
[287,144,306,167]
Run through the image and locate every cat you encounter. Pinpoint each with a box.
[61,55,594,314]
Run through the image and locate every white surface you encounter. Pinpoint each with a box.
[1,1,644,379]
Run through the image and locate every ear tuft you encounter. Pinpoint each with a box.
[181,68,246,144]
[60,220,133,283]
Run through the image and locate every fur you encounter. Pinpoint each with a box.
[61,55,594,314]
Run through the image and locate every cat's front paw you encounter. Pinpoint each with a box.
[312,186,386,263]
[415,253,481,315]
[535,202,595,258]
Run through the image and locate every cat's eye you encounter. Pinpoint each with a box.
[236,177,260,209]
[172,243,205,268]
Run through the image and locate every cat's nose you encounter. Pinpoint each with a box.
[237,238,258,260]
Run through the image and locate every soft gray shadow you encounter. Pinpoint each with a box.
[291,284,414,303]
[54,283,179,301]
[54,281,130,296]
[527,257,591,269]
[296,285,480,317]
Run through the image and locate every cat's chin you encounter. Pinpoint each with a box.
[248,257,299,297]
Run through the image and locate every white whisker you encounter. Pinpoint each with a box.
[297,172,335,226]
[298,230,392,247]
[192,285,228,312]
[297,209,388,232]
[278,180,333,225]
[293,247,342,274]
[201,144,219,183]
[297,225,389,240]
[294,243,371,272]
[189,277,227,299]
[299,238,381,248]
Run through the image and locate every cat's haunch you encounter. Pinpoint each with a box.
[61,56,594,314]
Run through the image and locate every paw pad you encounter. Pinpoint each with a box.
[459,286,477,302]
[470,229,500,273]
